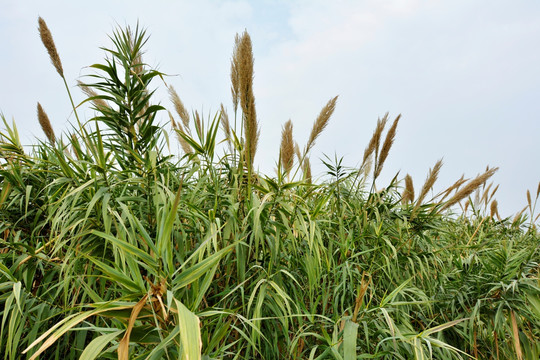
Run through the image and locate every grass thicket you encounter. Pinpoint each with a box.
[0,19,539,360]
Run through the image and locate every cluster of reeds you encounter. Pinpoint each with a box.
[0,18,538,360]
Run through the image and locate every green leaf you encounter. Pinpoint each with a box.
[174,297,201,360]
[343,320,358,360]
[79,330,123,360]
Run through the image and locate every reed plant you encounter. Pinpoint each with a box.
[0,18,538,360]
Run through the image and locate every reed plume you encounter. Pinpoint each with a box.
[37,102,56,144]
[488,184,499,204]
[194,110,203,136]
[280,120,294,175]
[402,174,414,204]
[168,85,190,131]
[439,175,467,203]
[411,159,443,217]
[480,182,494,208]
[305,96,338,155]
[362,114,388,169]
[303,157,312,184]
[490,199,500,220]
[220,104,232,150]
[375,114,400,179]
[77,81,109,110]
[230,34,240,114]
[440,167,498,211]
[232,31,259,168]
[168,111,192,154]
[38,17,63,77]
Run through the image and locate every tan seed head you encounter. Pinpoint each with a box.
[280,120,294,175]
[38,17,64,77]
[37,102,56,145]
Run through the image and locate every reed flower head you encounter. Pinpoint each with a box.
[303,157,312,184]
[37,102,56,144]
[230,34,241,114]
[362,113,388,169]
[411,159,443,218]
[38,17,64,77]
[168,111,192,154]
[220,104,232,150]
[168,85,190,131]
[490,199,500,220]
[441,167,498,211]
[280,120,294,175]
[375,114,400,179]
[232,30,259,168]
[305,96,338,155]
[402,174,414,204]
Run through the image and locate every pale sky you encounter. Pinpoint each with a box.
[1,0,539,218]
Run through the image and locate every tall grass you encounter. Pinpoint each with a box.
[0,19,539,360]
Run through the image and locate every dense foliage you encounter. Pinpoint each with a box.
[0,22,539,360]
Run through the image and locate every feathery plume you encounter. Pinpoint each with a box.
[280,120,294,175]
[402,174,414,204]
[480,182,494,208]
[168,85,190,131]
[440,167,498,211]
[220,104,232,150]
[464,200,470,214]
[38,17,64,77]
[37,102,56,144]
[537,181,540,198]
[194,110,203,136]
[77,81,109,110]
[303,157,312,184]
[411,159,443,217]
[362,114,388,169]
[230,34,241,114]
[490,199,500,220]
[233,31,259,168]
[168,111,192,154]
[305,96,338,155]
[527,190,532,209]
[439,175,467,202]
[375,114,400,179]
[488,184,500,204]
[416,160,443,206]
